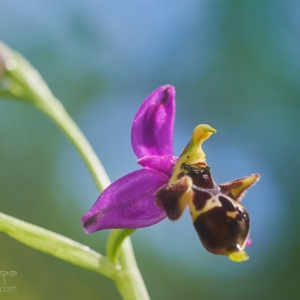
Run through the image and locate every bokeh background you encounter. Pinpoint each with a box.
[0,0,299,299]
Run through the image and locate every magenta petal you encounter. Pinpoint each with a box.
[246,237,252,247]
[138,155,178,178]
[131,85,176,158]
[82,169,168,233]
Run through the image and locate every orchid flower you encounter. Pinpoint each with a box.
[82,85,259,262]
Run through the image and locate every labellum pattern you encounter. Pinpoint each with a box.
[155,125,259,262]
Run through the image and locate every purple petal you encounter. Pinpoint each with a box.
[131,85,176,158]
[246,237,252,247]
[82,169,168,233]
[138,155,178,178]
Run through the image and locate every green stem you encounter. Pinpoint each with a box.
[0,43,150,299]
[0,212,118,279]
[39,97,150,300]
[115,237,150,300]
[39,97,110,192]
[107,229,135,264]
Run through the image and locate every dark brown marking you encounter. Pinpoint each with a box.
[236,207,248,221]
[177,172,185,179]
[155,176,190,221]
[82,214,98,229]
[186,166,214,189]
[218,196,235,212]
[161,87,170,104]
[192,190,211,211]
[193,206,250,255]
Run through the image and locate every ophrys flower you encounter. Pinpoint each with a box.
[82,85,259,262]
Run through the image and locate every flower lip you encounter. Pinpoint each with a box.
[155,143,258,262]
[193,201,250,258]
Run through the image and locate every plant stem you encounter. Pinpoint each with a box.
[115,237,150,300]
[0,212,118,279]
[40,97,150,300]
[40,97,110,192]
[1,43,149,299]
[106,229,135,264]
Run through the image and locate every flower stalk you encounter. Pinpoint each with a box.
[40,97,111,192]
[42,99,149,299]
[0,212,118,279]
[0,42,149,300]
